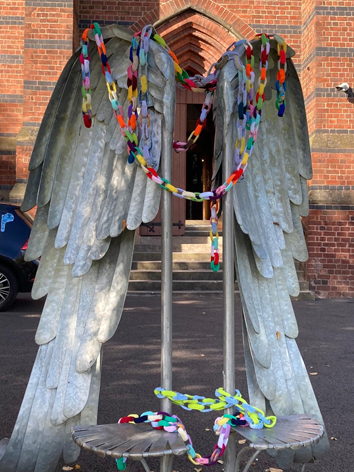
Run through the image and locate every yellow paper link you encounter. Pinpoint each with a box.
[264,416,277,428]
[217,417,230,426]
[128,414,139,424]
[246,79,251,93]
[187,403,205,411]
[106,81,117,95]
[165,183,178,193]
[239,137,246,155]
[141,75,148,94]
[258,83,265,96]
[210,230,219,242]
[210,403,225,411]
[188,453,202,466]
[174,62,183,75]
[182,191,197,199]
[188,130,200,144]
[128,85,133,101]
[235,139,240,149]
[283,41,287,52]
[136,154,147,167]
[241,152,249,166]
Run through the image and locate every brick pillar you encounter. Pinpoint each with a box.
[9,0,76,203]
[0,1,25,200]
[303,2,354,297]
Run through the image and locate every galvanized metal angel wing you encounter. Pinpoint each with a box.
[213,38,329,468]
[0,25,175,472]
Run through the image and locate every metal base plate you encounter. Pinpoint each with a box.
[72,423,188,461]
[232,415,324,451]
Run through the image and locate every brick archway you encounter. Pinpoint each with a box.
[156,11,236,75]
[132,2,256,74]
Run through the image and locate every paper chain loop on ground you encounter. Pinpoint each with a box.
[80,24,287,271]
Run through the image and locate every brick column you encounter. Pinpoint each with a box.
[0,1,25,200]
[9,0,76,203]
[303,2,354,297]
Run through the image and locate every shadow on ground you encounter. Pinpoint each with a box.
[0,294,353,471]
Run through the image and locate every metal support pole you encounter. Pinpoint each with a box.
[222,104,236,471]
[160,128,173,472]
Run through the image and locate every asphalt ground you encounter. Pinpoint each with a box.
[0,294,353,472]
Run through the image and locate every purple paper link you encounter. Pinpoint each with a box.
[253,106,257,118]
[144,35,149,51]
[187,433,193,445]
[210,192,223,201]
[249,88,254,101]
[157,411,170,416]
[127,141,136,152]
[128,104,133,119]
[142,100,148,117]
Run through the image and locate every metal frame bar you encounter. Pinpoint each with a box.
[222,118,236,472]
[160,124,173,472]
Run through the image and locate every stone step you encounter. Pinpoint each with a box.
[128,280,236,291]
[133,252,215,262]
[131,260,305,280]
[185,230,221,237]
[127,290,315,301]
[128,278,310,291]
[134,244,222,253]
[132,261,220,270]
[130,270,224,280]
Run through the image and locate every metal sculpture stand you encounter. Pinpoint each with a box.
[232,415,324,472]
[72,414,324,472]
[72,423,188,472]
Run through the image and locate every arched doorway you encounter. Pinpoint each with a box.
[139,8,245,236]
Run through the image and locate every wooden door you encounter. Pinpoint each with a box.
[140,88,205,236]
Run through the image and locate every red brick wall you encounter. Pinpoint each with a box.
[1,0,353,297]
[0,0,25,188]
[307,208,354,298]
[0,0,75,196]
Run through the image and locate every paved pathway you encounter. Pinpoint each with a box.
[0,294,353,471]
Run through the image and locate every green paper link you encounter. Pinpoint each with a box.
[116,458,126,471]
[164,415,177,423]
[181,69,189,79]
[261,33,267,46]
[93,22,102,36]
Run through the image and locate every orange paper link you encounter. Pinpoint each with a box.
[169,51,179,64]
[194,124,203,137]
[117,115,126,128]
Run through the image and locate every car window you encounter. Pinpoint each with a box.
[0,205,31,259]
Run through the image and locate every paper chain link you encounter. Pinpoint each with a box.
[115,388,276,470]
[80,25,287,272]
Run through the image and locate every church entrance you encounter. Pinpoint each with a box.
[186,103,215,221]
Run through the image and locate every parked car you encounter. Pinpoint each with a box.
[0,202,39,311]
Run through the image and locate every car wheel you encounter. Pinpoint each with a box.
[0,265,19,312]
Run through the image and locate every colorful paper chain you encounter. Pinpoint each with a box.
[154,387,276,428]
[80,25,287,272]
[275,34,287,116]
[115,388,276,470]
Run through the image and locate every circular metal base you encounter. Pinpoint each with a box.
[232,415,324,451]
[72,423,188,461]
